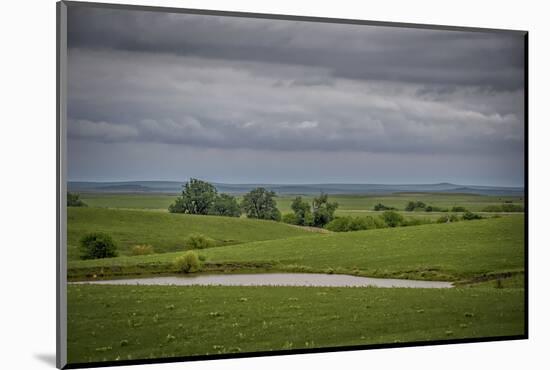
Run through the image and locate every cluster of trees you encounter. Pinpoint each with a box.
[405,201,446,212]
[67,192,87,207]
[326,211,434,232]
[168,178,282,221]
[168,179,241,217]
[284,194,338,228]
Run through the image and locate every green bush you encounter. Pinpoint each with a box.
[67,192,87,207]
[462,211,483,220]
[424,206,443,212]
[173,251,201,273]
[282,213,298,225]
[451,206,467,212]
[373,203,396,211]
[381,211,404,227]
[184,233,216,249]
[79,232,118,260]
[405,201,426,211]
[131,244,154,255]
[326,216,379,232]
[326,217,351,232]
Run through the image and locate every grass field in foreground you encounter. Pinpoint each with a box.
[67,284,524,364]
[68,216,524,282]
[79,192,524,213]
[67,208,311,260]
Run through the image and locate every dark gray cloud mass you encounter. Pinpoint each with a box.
[67,6,525,185]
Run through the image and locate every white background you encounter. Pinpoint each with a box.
[1,0,548,369]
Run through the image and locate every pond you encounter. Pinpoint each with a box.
[72,273,453,288]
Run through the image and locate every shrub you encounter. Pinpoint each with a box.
[348,217,369,231]
[425,206,442,212]
[174,251,201,273]
[373,203,396,211]
[451,206,467,212]
[325,217,351,232]
[436,214,459,223]
[381,211,404,227]
[405,201,426,212]
[462,211,483,220]
[282,213,298,225]
[325,216,379,232]
[79,232,118,260]
[67,192,87,207]
[184,233,216,249]
[373,216,388,228]
[131,244,154,255]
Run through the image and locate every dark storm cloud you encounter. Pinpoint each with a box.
[68,7,524,91]
[67,49,523,156]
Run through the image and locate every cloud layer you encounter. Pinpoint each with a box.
[66,6,525,185]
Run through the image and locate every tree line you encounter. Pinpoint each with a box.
[168,178,339,227]
[168,178,283,220]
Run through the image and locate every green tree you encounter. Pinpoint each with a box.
[312,193,338,227]
[290,196,313,226]
[169,178,218,214]
[241,187,281,221]
[67,192,87,207]
[209,193,241,217]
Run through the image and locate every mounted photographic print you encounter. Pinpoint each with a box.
[56,1,528,368]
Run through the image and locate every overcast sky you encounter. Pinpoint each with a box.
[67,6,525,186]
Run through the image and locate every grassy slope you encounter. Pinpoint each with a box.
[69,216,524,281]
[67,208,311,260]
[80,193,175,210]
[67,284,524,364]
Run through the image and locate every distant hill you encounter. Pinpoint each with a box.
[68,181,524,196]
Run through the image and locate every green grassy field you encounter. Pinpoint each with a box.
[67,192,525,365]
[67,208,312,260]
[79,193,175,210]
[67,284,524,364]
[68,215,524,282]
[79,192,524,214]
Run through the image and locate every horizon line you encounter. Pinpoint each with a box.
[67,179,525,189]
